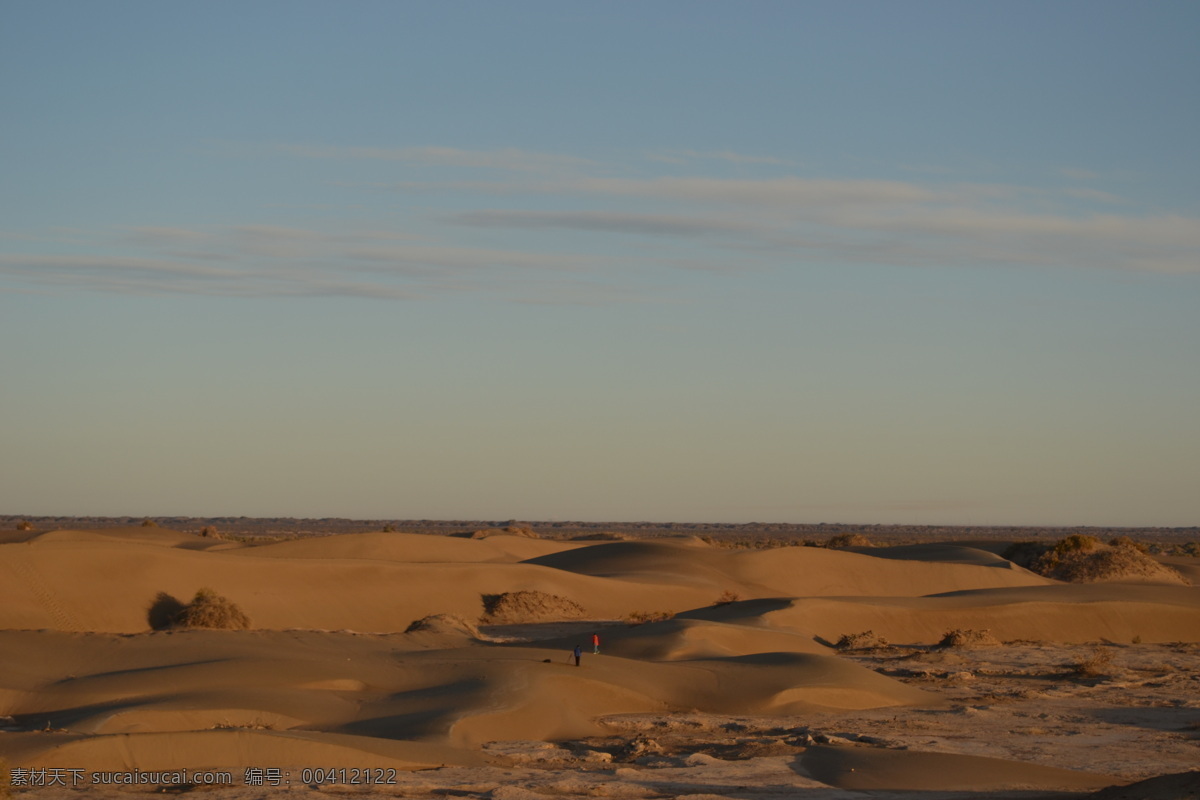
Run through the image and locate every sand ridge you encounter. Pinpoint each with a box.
[1,526,1197,798]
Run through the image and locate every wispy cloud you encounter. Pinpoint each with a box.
[645,150,795,166]
[279,144,595,173]
[451,210,760,238]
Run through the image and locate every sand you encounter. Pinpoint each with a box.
[1,526,1197,799]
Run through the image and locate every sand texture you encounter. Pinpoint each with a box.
[1,527,1197,799]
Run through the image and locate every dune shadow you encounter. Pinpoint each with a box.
[147,591,186,630]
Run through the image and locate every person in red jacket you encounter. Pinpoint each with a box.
[592,632,600,655]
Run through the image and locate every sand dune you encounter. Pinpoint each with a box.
[755,583,1200,644]
[1,526,1195,797]
[0,628,930,771]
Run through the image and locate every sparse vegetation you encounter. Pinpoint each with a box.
[383,523,399,532]
[713,590,740,606]
[624,610,674,625]
[141,519,159,528]
[938,628,1001,648]
[1072,646,1114,677]
[480,591,586,624]
[1108,536,1148,553]
[174,587,250,630]
[826,533,872,549]
[198,525,222,539]
[1004,536,1187,584]
[14,520,33,531]
[835,630,889,650]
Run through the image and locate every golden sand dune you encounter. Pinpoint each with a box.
[0,628,930,770]
[0,537,710,633]
[525,538,1052,597]
[238,531,580,563]
[555,617,830,661]
[1,527,1195,796]
[756,583,1200,644]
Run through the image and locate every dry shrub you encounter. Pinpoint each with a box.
[827,533,872,549]
[1073,646,1113,677]
[1108,536,1148,553]
[405,613,481,638]
[625,610,673,625]
[198,525,223,539]
[1009,536,1187,584]
[480,590,586,623]
[713,590,741,606]
[175,588,250,630]
[382,523,399,532]
[141,519,159,528]
[1001,540,1047,569]
[1037,544,1188,584]
[835,630,890,650]
[15,520,33,531]
[939,628,1001,648]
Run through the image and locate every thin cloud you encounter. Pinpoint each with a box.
[646,150,795,166]
[279,144,595,173]
[451,210,760,238]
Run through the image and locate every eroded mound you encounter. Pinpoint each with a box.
[405,613,481,638]
[1005,537,1189,585]
[938,628,1001,647]
[481,590,587,623]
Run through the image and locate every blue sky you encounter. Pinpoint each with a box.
[2,1,1197,525]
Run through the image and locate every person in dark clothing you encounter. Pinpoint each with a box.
[572,644,582,666]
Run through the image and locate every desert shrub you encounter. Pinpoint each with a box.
[1055,534,1101,554]
[147,591,186,630]
[198,525,223,539]
[938,628,1001,648]
[1108,536,1148,553]
[1036,545,1187,584]
[1008,535,1186,584]
[141,519,159,528]
[174,588,250,630]
[382,523,399,532]
[1001,540,1048,569]
[835,630,889,650]
[1073,646,1113,677]
[625,610,673,625]
[15,520,33,531]
[713,590,740,606]
[826,533,872,549]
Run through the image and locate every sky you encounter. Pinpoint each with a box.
[2,1,1197,526]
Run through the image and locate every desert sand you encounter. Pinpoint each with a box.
[1,524,1197,799]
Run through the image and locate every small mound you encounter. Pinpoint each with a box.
[405,613,481,638]
[827,533,872,549]
[938,628,1001,647]
[1086,770,1200,800]
[174,588,250,630]
[1040,546,1188,584]
[835,630,889,650]
[1006,538,1188,584]
[481,591,586,623]
[462,526,541,539]
[569,531,631,541]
